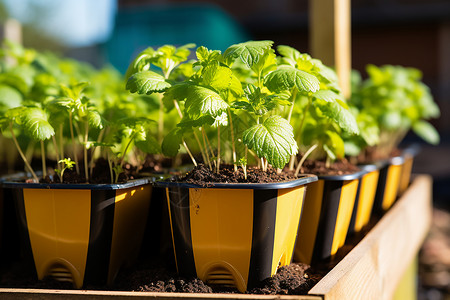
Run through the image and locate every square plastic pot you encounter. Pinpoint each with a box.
[294,170,366,265]
[398,145,420,195]
[1,178,152,288]
[347,164,380,236]
[155,175,318,292]
[371,156,405,216]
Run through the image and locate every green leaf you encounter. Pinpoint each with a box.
[135,134,161,154]
[264,65,320,93]
[178,115,214,128]
[126,70,171,95]
[242,115,297,169]
[325,130,345,159]
[315,100,360,135]
[22,107,55,140]
[312,89,343,103]
[0,84,23,109]
[412,120,440,145]
[162,127,184,157]
[125,47,155,79]
[184,85,229,120]
[87,109,103,129]
[224,40,274,68]
[277,45,302,62]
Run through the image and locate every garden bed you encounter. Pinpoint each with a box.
[0,175,432,300]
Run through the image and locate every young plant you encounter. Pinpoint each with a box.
[55,158,76,183]
[350,65,440,158]
[265,45,360,171]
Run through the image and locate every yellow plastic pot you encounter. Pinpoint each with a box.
[372,156,405,216]
[156,175,317,292]
[347,164,380,235]
[294,170,365,265]
[3,178,152,288]
[398,145,420,195]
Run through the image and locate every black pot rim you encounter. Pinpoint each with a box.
[316,169,367,181]
[1,177,152,190]
[154,174,318,190]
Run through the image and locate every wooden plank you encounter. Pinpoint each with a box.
[309,0,351,98]
[309,175,432,300]
[0,289,321,300]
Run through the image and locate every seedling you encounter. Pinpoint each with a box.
[55,158,76,183]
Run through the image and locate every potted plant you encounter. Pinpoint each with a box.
[126,40,318,292]
[349,65,440,215]
[259,45,369,264]
[0,43,160,288]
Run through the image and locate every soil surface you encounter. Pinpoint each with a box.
[174,163,304,186]
[296,158,361,176]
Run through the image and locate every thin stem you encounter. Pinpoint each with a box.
[227,108,237,172]
[158,94,164,143]
[287,89,298,124]
[107,151,114,184]
[201,127,212,170]
[120,131,137,169]
[40,140,47,178]
[10,123,38,182]
[295,144,318,177]
[326,155,332,169]
[296,96,312,145]
[288,155,296,171]
[89,129,105,177]
[216,125,221,173]
[59,123,64,160]
[84,121,89,182]
[261,157,266,172]
[243,146,248,180]
[52,135,61,173]
[182,139,197,167]
[69,111,80,174]
[174,99,206,164]
[202,127,215,163]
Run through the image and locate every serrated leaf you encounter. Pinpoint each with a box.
[87,109,103,129]
[224,40,274,68]
[312,90,343,103]
[177,115,214,128]
[277,45,302,62]
[315,100,359,135]
[22,107,55,140]
[242,115,297,169]
[162,128,183,157]
[184,85,229,120]
[264,65,320,93]
[412,120,440,145]
[136,134,161,154]
[125,47,155,79]
[126,70,171,95]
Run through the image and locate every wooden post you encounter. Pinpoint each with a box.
[309,0,351,99]
[0,19,22,44]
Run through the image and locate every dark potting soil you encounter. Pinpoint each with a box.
[173,163,305,186]
[295,158,361,176]
[353,147,403,165]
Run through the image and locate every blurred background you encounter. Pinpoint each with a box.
[0,0,449,298]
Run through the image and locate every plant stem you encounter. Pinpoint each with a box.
[296,96,312,145]
[227,108,237,172]
[288,155,296,171]
[84,121,89,182]
[59,124,64,160]
[216,125,221,173]
[174,99,206,165]
[107,151,113,184]
[202,127,215,165]
[10,123,38,182]
[158,94,164,143]
[69,111,80,174]
[120,131,137,169]
[287,89,298,124]
[40,140,47,178]
[201,127,212,170]
[243,146,248,180]
[52,135,61,173]
[89,129,105,177]
[182,139,197,167]
[295,144,318,177]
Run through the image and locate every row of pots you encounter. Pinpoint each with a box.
[0,147,418,292]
